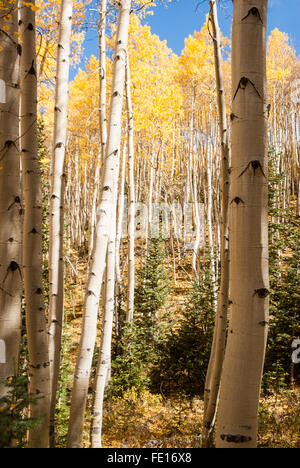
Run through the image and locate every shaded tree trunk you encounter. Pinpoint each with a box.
[203,0,230,447]
[0,1,22,400]
[20,0,51,448]
[216,0,269,448]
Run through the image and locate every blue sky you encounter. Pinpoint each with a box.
[74,0,300,78]
[143,0,300,56]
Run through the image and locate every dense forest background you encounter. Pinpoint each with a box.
[0,0,299,449]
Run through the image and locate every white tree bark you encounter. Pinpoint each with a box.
[206,142,217,308]
[0,2,22,400]
[91,159,119,449]
[67,0,132,448]
[48,0,73,446]
[89,0,108,259]
[115,144,126,289]
[216,0,269,448]
[203,0,230,447]
[20,0,51,448]
[99,0,107,165]
[126,56,135,322]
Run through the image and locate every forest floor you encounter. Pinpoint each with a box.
[100,388,300,449]
[58,250,300,449]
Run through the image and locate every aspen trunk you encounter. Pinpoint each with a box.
[216,0,269,448]
[203,0,230,447]
[20,1,51,448]
[91,163,118,449]
[88,151,101,260]
[48,0,73,446]
[99,0,107,165]
[115,145,126,289]
[0,2,22,399]
[67,0,132,448]
[206,142,217,307]
[126,56,135,322]
[88,0,107,260]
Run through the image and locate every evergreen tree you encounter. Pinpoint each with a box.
[151,253,215,396]
[0,376,42,448]
[110,236,171,396]
[263,150,300,391]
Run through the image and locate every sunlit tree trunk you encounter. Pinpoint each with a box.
[99,0,107,165]
[87,0,108,260]
[91,162,118,449]
[126,55,135,322]
[115,144,126,289]
[0,1,22,400]
[216,0,269,448]
[203,0,230,447]
[67,0,132,448]
[206,141,217,307]
[88,150,101,260]
[20,1,51,448]
[48,0,73,447]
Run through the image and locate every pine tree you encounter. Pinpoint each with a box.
[263,150,300,390]
[151,253,215,397]
[110,236,170,396]
[135,236,170,320]
[0,375,42,448]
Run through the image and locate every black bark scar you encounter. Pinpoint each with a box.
[231,197,244,205]
[1,261,22,286]
[241,7,263,23]
[25,60,37,79]
[221,434,252,444]
[233,77,262,101]
[254,288,270,298]
[239,160,266,178]
[8,196,21,211]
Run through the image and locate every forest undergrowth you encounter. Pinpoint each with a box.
[55,245,300,449]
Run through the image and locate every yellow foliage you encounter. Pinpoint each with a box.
[267,28,296,85]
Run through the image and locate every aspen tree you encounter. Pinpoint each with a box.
[88,150,101,259]
[90,0,115,447]
[99,0,107,164]
[89,0,108,258]
[20,0,51,448]
[67,0,132,448]
[126,55,135,322]
[203,0,230,447]
[0,1,22,399]
[115,145,126,290]
[48,0,73,446]
[91,158,119,449]
[206,140,217,307]
[216,0,269,448]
